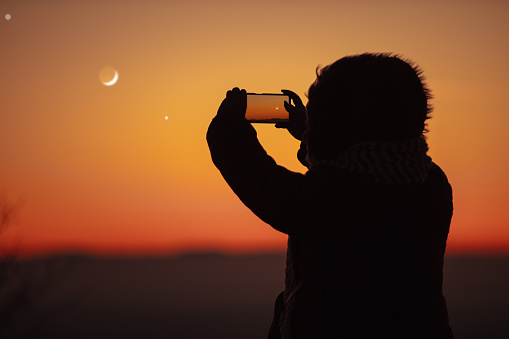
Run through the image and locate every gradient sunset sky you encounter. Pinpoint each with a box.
[1,0,508,255]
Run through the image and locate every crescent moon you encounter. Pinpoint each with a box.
[103,71,119,86]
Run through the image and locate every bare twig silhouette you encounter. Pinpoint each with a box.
[0,197,73,338]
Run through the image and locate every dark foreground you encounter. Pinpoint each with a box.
[2,253,509,339]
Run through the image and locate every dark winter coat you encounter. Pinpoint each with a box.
[207,115,454,339]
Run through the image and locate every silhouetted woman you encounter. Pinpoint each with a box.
[207,53,454,338]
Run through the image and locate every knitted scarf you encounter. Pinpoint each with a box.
[311,137,433,184]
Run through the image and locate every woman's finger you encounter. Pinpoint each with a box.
[281,89,304,107]
[284,100,295,114]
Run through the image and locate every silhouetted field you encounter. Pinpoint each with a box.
[4,253,509,338]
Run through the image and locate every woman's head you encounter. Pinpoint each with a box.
[305,53,432,163]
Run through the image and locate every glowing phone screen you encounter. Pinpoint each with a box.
[246,93,290,123]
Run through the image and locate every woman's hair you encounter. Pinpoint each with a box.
[305,53,433,163]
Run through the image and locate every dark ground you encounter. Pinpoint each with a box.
[3,253,509,338]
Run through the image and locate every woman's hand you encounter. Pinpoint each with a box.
[276,89,307,141]
[217,87,247,119]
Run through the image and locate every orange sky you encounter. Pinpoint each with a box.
[1,0,508,256]
[246,94,289,121]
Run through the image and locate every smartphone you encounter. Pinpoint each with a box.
[246,93,290,123]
